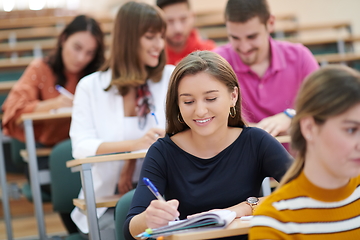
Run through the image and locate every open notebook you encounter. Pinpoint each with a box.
[137,209,236,239]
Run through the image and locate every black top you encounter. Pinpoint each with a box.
[123,127,293,240]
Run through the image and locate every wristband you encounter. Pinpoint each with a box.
[283,108,296,119]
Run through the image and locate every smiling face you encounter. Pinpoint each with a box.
[178,72,238,138]
[226,16,273,66]
[139,31,165,68]
[303,103,360,187]
[61,31,97,74]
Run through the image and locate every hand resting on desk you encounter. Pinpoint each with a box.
[254,112,292,137]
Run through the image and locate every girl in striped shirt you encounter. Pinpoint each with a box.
[250,65,360,240]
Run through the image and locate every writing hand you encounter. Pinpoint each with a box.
[54,94,73,108]
[136,128,165,150]
[145,199,179,229]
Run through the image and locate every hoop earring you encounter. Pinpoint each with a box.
[177,113,184,123]
[229,106,236,118]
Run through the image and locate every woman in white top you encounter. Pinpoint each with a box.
[69,1,174,235]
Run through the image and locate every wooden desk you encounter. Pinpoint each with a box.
[276,135,291,144]
[66,135,288,240]
[67,150,147,240]
[73,194,123,210]
[19,148,53,160]
[20,111,71,240]
[163,218,250,240]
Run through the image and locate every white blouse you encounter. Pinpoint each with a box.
[69,65,175,233]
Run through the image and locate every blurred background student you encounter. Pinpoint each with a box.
[69,2,174,238]
[250,65,360,239]
[2,14,104,147]
[124,51,293,240]
[157,0,215,65]
[214,0,318,138]
[1,14,105,233]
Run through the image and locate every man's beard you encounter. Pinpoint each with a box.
[167,33,187,48]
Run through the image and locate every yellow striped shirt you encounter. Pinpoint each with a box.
[249,171,360,239]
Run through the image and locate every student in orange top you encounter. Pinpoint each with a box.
[1,14,104,234]
[156,0,216,65]
[250,65,360,239]
[2,15,104,148]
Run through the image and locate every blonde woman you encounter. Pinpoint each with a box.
[250,65,360,239]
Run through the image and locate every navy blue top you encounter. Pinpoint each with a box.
[123,127,293,240]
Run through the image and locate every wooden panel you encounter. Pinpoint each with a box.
[0,8,77,19]
[0,27,61,42]
[0,34,111,54]
[0,81,16,94]
[199,21,352,40]
[315,52,360,63]
[286,35,360,46]
[20,111,72,122]
[0,56,33,70]
[0,39,56,53]
[0,15,113,30]
[66,151,146,168]
[19,148,53,160]
[73,194,123,210]
[0,22,112,42]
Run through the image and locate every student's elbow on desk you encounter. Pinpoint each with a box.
[71,139,103,159]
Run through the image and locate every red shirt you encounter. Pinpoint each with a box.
[166,29,216,65]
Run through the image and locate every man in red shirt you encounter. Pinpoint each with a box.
[157,0,216,65]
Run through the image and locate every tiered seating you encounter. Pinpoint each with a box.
[0,10,114,172]
[0,10,113,71]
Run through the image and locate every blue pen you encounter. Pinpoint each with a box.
[151,112,159,125]
[55,85,74,100]
[143,177,179,221]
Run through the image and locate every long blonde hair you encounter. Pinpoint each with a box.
[278,65,360,188]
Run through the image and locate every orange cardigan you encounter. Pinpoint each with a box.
[2,59,79,146]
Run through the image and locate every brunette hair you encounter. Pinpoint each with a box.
[156,0,190,9]
[46,15,105,87]
[102,1,167,95]
[278,65,360,188]
[225,0,270,24]
[166,50,246,134]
